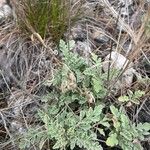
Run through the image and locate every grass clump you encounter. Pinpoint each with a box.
[15,0,81,43]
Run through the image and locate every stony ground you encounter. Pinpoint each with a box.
[0,0,149,150]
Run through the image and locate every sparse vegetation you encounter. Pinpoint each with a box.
[18,40,150,150]
[0,0,150,150]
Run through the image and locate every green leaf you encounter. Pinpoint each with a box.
[52,141,62,149]
[70,138,76,150]
[80,110,86,120]
[100,117,110,127]
[92,77,101,93]
[133,90,145,99]
[91,53,98,62]
[137,123,150,131]
[93,104,104,115]
[130,98,140,104]
[120,130,133,141]
[67,40,75,50]
[110,105,119,118]
[59,40,68,53]
[106,133,118,147]
[48,105,60,115]
[113,121,120,131]
[100,121,110,128]
[120,114,129,127]
[97,128,105,136]
[118,96,129,102]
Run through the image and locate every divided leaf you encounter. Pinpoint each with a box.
[106,133,118,147]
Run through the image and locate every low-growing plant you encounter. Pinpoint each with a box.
[19,105,109,150]
[118,90,145,104]
[19,40,150,150]
[106,105,150,150]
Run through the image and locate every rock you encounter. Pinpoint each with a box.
[92,31,109,44]
[0,0,12,19]
[0,45,12,89]
[10,120,26,134]
[70,25,86,41]
[82,2,98,18]
[73,40,92,61]
[119,0,133,6]
[0,0,6,7]
[103,51,133,71]
[103,51,135,88]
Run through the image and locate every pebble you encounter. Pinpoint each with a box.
[103,51,135,88]
[92,31,109,43]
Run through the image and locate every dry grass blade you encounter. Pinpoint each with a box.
[102,0,136,42]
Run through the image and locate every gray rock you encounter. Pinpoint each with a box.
[70,25,86,41]
[0,45,12,88]
[103,51,135,88]
[92,31,109,43]
[73,40,92,59]
[0,4,11,19]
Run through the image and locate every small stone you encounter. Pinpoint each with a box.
[103,51,133,71]
[73,41,92,60]
[92,31,109,43]
[119,0,133,6]
[11,120,26,134]
[0,0,12,19]
[103,51,135,88]
[69,25,86,41]
[0,0,6,7]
